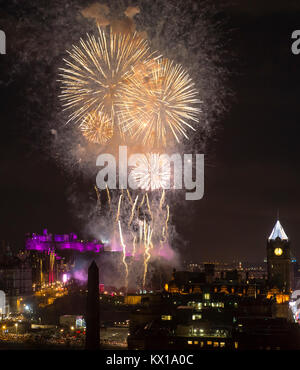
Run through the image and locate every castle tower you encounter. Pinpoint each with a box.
[267,219,292,292]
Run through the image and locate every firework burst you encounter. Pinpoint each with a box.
[118,58,202,147]
[131,153,171,191]
[80,111,113,144]
[59,27,151,131]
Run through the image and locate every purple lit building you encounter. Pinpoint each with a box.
[25,229,105,285]
[25,229,104,254]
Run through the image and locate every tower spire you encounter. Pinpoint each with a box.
[268,219,288,241]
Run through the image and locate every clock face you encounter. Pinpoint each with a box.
[274,247,283,256]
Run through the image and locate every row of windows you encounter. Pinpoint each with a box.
[187,301,225,309]
[162,312,222,321]
[187,340,238,349]
[189,328,228,337]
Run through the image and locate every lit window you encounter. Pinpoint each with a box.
[220,342,225,348]
[204,293,210,300]
[161,315,172,321]
[207,341,212,346]
[192,314,202,320]
[200,342,204,347]
[234,342,238,349]
[188,341,193,345]
[194,341,198,345]
[213,342,219,347]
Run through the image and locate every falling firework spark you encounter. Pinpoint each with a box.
[80,111,113,144]
[142,220,153,289]
[128,195,138,226]
[118,220,129,292]
[94,184,101,212]
[165,204,170,232]
[159,189,165,210]
[115,194,123,222]
[59,27,151,131]
[126,189,133,204]
[106,184,111,206]
[118,58,201,147]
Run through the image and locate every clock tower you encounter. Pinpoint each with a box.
[267,219,292,292]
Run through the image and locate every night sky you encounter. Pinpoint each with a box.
[1,1,300,263]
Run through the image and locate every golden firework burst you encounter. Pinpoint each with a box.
[118,58,201,147]
[59,27,151,130]
[80,111,113,144]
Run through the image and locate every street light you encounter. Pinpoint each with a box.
[15,323,18,335]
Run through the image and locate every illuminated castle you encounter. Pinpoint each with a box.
[25,229,104,253]
[25,229,105,285]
